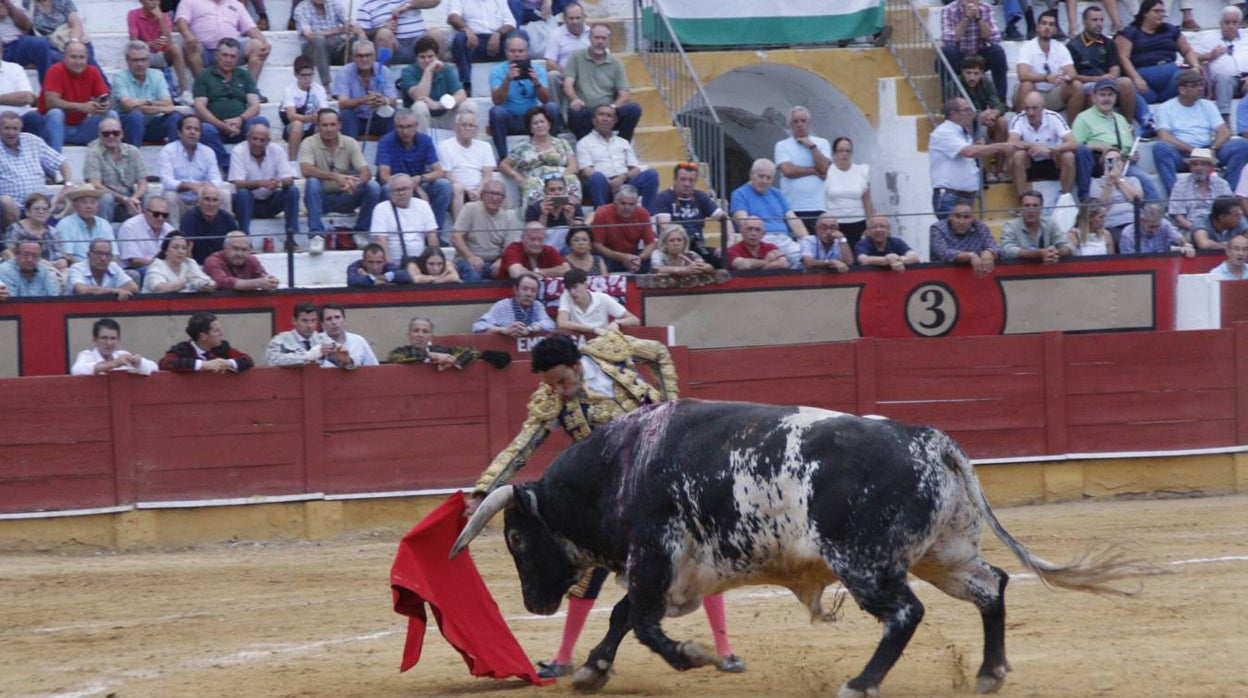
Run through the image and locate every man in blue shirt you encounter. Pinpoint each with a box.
[114,40,184,148]
[487,34,560,158]
[332,40,399,140]
[375,108,453,236]
[0,240,58,297]
[729,158,807,269]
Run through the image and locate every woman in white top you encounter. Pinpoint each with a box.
[823,137,873,250]
[556,268,639,335]
[142,233,217,293]
[1067,201,1116,256]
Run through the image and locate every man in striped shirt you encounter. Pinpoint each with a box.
[357,0,437,65]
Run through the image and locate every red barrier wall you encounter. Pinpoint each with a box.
[0,253,1226,377]
[4,326,1247,515]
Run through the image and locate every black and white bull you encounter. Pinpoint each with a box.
[452,400,1142,697]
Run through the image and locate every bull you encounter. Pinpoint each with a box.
[451,400,1144,697]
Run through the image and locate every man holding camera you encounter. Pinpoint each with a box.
[37,39,116,153]
[1071,77,1161,203]
[487,34,560,158]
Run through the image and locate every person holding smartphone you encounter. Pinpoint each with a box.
[36,38,115,153]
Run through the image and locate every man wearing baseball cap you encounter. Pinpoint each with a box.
[1152,69,1248,196]
[1071,77,1161,202]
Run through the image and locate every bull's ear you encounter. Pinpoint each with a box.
[514,485,540,518]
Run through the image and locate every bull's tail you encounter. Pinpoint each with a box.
[934,430,1153,596]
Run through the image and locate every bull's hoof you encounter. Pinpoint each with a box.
[975,665,1008,694]
[571,659,612,693]
[837,682,881,698]
[676,641,717,669]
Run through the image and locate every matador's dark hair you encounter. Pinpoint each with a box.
[530,334,581,373]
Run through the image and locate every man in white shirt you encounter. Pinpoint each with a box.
[542,1,588,101]
[117,195,175,279]
[0,40,44,137]
[70,318,158,376]
[229,122,299,240]
[67,239,140,299]
[1193,6,1248,125]
[369,173,440,262]
[1015,10,1083,123]
[1210,234,1248,280]
[319,303,379,369]
[575,104,659,209]
[773,106,830,234]
[436,110,497,220]
[1008,90,1081,199]
[159,115,229,221]
[929,97,1024,218]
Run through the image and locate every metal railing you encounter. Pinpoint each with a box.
[632,0,727,205]
[886,0,973,127]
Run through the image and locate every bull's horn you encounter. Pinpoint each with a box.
[449,486,514,559]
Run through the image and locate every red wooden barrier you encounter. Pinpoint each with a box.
[2,328,1244,516]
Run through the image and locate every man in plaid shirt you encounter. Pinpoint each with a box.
[941,0,1009,104]
[0,110,70,232]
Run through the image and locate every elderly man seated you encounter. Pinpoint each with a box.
[471,272,554,335]
[588,184,655,273]
[67,239,140,299]
[228,122,299,240]
[727,215,790,271]
[117,195,176,280]
[450,177,521,281]
[85,117,149,223]
[54,185,115,267]
[729,158,807,269]
[854,215,919,272]
[499,220,569,279]
[0,239,59,296]
[203,230,280,291]
[180,183,239,264]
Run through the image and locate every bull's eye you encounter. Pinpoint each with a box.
[507,530,523,551]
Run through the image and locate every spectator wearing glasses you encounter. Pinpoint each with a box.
[928,97,1025,218]
[1015,10,1084,123]
[799,212,852,273]
[1192,6,1248,127]
[1152,69,1248,196]
[488,34,559,159]
[436,109,496,221]
[333,39,399,140]
[280,56,328,162]
[193,37,269,171]
[113,40,183,148]
[84,116,148,223]
[116,193,175,280]
[376,108,453,235]
[37,39,117,153]
[450,177,519,281]
[299,108,382,237]
[127,0,191,99]
[159,114,230,222]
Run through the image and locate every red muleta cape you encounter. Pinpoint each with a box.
[390,491,552,685]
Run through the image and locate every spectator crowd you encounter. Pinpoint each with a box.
[2,0,1244,311]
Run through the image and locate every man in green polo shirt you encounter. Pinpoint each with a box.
[192,37,269,171]
[1071,78,1160,201]
[562,22,639,142]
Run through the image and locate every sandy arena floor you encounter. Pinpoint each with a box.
[2,494,1246,698]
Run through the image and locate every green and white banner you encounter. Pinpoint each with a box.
[641,0,885,47]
